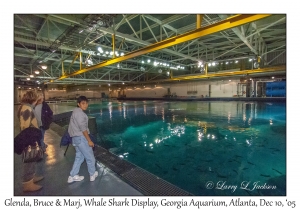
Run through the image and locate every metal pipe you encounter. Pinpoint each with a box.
[197,14,203,29]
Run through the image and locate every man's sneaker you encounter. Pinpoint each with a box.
[90,171,98,181]
[67,175,84,183]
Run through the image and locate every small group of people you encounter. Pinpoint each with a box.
[16,91,98,192]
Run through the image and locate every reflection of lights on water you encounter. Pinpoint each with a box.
[197,130,204,141]
[243,114,246,122]
[149,143,153,147]
[170,125,185,137]
[248,118,252,125]
[119,155,124,159]
[270,119,273,125]
[154,136,170,144]
[233,137,236,141]
[246,139,252,146]
[211,135,215,139]
[108,102,112,120]
[123,105,127,119]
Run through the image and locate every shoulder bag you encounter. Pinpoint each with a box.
[22,141,44,163]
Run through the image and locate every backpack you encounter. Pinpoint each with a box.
[41,101,53,130]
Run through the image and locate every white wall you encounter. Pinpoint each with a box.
[123,79,241,98]
[15,79,245,102]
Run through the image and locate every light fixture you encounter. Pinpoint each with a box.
[106,51,109,54]
[158,69,162,73]
[29,75,34,78]
[226,62,229,64]
[142,60,144,64]
[40,65,47,70]
[272,76,275,79]
[34,70,40,74]
[122,82,124,84]
[108,84,110,86]
[79,29,84,33]
[212,62,216,66]
[235,60,238,63]
[147,59,150,63]
[249,58,252,61]
[97,47,103,53]
[120,52,124,56]
[208,63,211,67]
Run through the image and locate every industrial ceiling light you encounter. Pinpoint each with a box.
[34,70,40,74]
[147,59,150,63]
[208,63,211,67]
[41,65,47,70]
[212,62,216,66]
[85,59,93,66]
[120,52,124,56]
[158,69,162,73]
[97,20,105,26]
[30,74,34,78]
[253,62,259,68]
[26,78,30,80]
[98,47,103,53]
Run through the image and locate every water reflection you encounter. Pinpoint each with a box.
[88,101,286,196]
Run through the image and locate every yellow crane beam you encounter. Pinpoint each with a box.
[57,14,271,81]
[170,65,286,81]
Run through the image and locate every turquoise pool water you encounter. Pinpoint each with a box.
[87,100,286,196]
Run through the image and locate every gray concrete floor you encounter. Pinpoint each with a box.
[14,104,143,196]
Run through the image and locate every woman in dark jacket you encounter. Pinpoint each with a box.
[17,90,44,192]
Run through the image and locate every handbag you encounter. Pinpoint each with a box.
[22,141,44,163]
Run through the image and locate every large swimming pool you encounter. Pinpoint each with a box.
[86,100,286,196]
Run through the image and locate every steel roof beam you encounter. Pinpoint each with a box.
[57,14,271,81]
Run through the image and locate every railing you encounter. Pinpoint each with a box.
[46,98,102,104]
